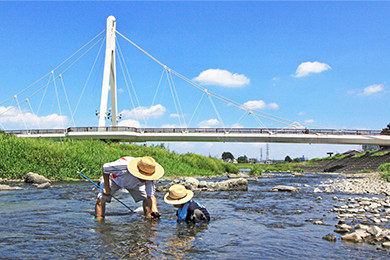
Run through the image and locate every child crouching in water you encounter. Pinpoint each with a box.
[164,184,210,223]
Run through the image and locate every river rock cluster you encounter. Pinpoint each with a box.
[328,196,390,248]
[318,173,390,195]
[156,177,248,192]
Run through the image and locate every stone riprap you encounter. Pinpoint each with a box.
[318,173,390,195]
[156,177,248,192]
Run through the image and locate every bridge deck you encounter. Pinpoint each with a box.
[6,127,390,145]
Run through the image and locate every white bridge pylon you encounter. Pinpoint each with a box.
[99,16,118,127]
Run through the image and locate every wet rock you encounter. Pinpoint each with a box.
[228,173,248,178]
[34,182,51,189]
[313,188,322,193]
[382,242,390,248]
[0,184,22,190]
[184,177,199,190]
[335,224,353,234]
[156,177,248,192]
[270,185,298,192]
[322,233,337,242]
[341,232,364,243]
[314,220,324,225]
[25,172,50,184]
[367,226,382,237]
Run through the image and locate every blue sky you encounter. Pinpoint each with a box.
[0,1,389,160]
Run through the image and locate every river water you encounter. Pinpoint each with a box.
[1,172,390,259]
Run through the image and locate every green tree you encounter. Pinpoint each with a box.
[222,152,234,160]
[285,155,292,162]
[293,157,301,162]
[237,155,248,163]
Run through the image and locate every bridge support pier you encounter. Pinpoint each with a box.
[98,16,118,127]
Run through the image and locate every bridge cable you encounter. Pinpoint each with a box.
[116,30,316,129]
[73,35,106,122]
[52,71,64,123]
[144,68,166,127]
[207,92,226,132]
[26,98,41,129]
[167,69,186,128]
[187,91,206,129]
[0,36,105,124]
[0,29,105,108]
[14,95,28,132]
[37,74,53,116]
[227,110,250,134]
[59,75,76,127]
[116,40,146,129]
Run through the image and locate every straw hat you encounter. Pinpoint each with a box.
[164,184,194,205]
[127,156,164,180]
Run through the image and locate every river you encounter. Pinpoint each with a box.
[1,172,390,259]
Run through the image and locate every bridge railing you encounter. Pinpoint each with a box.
[4,127,383,136]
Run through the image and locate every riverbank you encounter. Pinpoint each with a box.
[0,132,238,180]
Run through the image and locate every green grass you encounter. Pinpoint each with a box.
[371,151,390,157]
[378,163,390,181]
[0,133,238,180]
[234,162,303,173]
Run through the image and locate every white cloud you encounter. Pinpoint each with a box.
[362,84,384,95]
[118,119,140,128]
[0,106,69,129]
[243,100,279,110]
[198,118,220,128]
[120,104,166,120]
[294,61,331,78]
[298,111,306,116]
[231,123,243,128]
[193,69,250,87]
[118,88,125,94]
[304,119,315,124]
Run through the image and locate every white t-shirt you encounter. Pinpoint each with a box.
[102,156,155,197]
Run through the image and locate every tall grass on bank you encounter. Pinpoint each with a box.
[378,163,390,181]
[0,133,238,180]
[235,162,304,173]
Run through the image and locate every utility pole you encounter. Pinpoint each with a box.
[98,16,118,127]
[260,148,263,162]
[266,144,270,162]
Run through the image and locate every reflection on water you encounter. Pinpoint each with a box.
[1,174,390,259]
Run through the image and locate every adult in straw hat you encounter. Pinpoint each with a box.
[95,156,164,219]
[164,184,210,223]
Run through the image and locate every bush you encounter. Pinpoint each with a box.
[378,163,390,182]
[249,164,263,176]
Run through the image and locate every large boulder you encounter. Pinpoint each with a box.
[25,172,50,184]
[270,185,298,192]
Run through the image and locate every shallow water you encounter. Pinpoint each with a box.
[1,173,390,259]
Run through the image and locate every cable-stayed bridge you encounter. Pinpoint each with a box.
[2,16,390,146]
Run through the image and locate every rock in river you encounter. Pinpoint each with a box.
[25,172,50,184]
[270,185,298,192]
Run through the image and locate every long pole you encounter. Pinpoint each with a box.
[77,171,133,212]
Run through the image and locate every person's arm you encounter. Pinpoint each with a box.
[143,181,160,219]
[102,173,111,196]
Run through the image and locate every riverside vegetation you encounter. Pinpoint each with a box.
[1,131,390,181]
[0,132,238,180]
